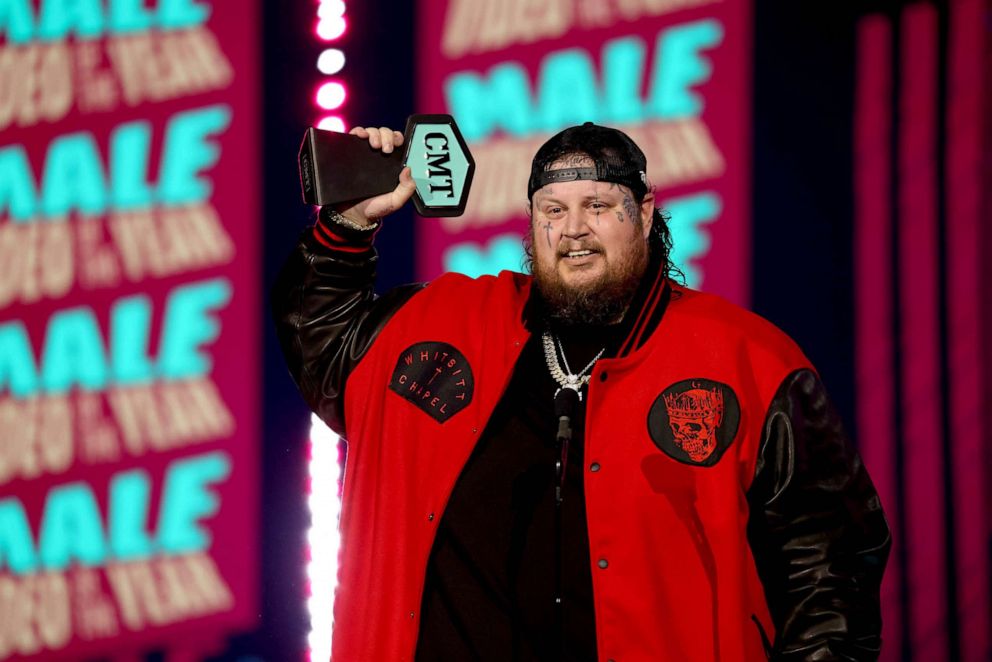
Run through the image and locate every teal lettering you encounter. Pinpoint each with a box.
[37,0,104,42]
[7,106,232,223]
[427,147,454,197]
[664,191,721,287]
[109,121,154,210]
[157,452,230,553]
[108,0,153,33]
[40,306,108,394]
[38,482,106,570]
[158,278,232,379]
[0,279,231,397]
[536,49,599,132]
[0,0,33,43]
[445,20,725,141]
[109,469,154,560]
[445,63,533,142]
[426,151,452,177]
[0,322,38,397]
[0,145,38,221]
[158,104,231,206]
[4,0,222,43]
[603,37,646,125]
[648,19,723,119]
[0,499,37,574]
[158,0,211,30]
[40,131,108,218]
[443,234,525,278]
[110,295,154,384]
[424,133,448,151]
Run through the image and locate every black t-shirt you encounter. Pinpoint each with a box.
[415,324,621,661]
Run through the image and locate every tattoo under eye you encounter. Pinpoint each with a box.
[616,210,624,223]
[622,194,639,225]
[544,222,552,249]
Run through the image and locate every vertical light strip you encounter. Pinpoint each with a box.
[946,0,989,658]
[314,0,349,131]
[853,15,900,662]
[898,4,948,660]
[307,3,350,657]
[307,414,343,662]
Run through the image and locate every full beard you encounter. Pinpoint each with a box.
[531,240,649,328]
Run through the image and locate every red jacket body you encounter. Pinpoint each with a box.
[333,270,808,661]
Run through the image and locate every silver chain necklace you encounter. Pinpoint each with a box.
[541,330,605,400]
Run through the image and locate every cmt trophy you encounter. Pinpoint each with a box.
[299,114,475,217]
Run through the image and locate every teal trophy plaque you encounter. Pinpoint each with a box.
[299,114,475,217]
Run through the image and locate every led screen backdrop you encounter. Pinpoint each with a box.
[854,1,990,660]
[0,1,260,659]
[416,0,752,305]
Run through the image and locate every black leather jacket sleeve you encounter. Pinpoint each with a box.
[271,228,424,436]
[746,369,892,661]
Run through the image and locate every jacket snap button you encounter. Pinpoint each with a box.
[428,513,435,521]
[599,372,608,382]
[598,558,608,569]
[590,462,601,472]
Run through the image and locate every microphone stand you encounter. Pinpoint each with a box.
[553,386,579,660]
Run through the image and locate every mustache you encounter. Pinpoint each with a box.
[556,241,603,257]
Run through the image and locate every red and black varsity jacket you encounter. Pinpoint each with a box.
[273,220,891,661]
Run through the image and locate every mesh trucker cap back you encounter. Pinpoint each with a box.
[527,122,649,199]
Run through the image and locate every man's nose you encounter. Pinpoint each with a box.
[562,208,589,238]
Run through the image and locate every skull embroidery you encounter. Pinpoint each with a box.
[663,386,725,462]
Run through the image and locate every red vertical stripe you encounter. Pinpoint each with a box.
[985,18,992,662]
[853,15,901,661]
[898,4,948,659]
[947,0,989,659]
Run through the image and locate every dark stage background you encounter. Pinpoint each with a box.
[0,0,988,660]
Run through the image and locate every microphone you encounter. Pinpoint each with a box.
[552,386,581,653]
[554,387,579,505]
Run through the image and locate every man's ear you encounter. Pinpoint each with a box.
[640,193,655,238]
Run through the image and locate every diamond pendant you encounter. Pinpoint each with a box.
[566,374,579,386]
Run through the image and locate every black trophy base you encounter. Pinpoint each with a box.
[299,127,406,207]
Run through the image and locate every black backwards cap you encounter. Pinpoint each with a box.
[527,122,649,200]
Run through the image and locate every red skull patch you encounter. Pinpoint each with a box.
[647,379,740,466]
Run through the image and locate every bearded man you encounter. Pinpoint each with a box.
[273,123,891,661]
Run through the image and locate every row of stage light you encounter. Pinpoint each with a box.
[307,2,349,659]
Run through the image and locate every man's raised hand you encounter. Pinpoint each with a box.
[334,126,416,227]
